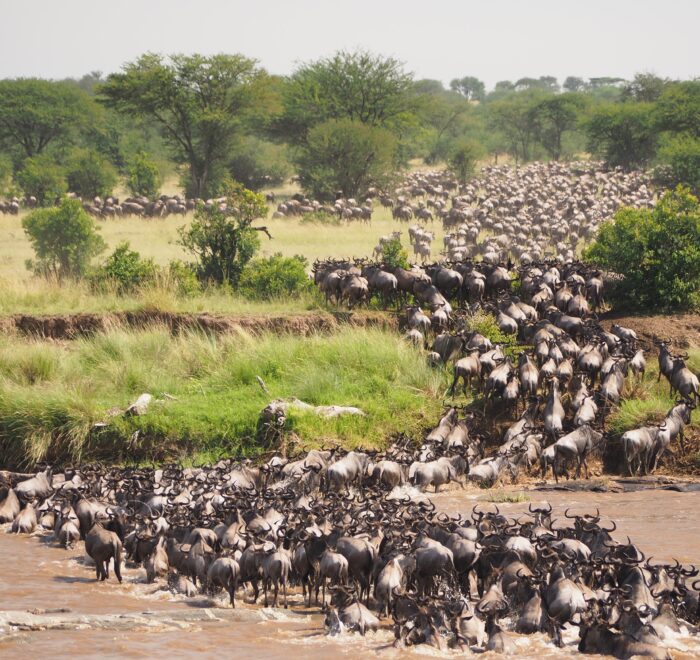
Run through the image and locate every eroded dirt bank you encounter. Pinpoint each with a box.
[0,310,399,339]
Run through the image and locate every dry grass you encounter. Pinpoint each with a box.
[0,198,451,314]
[0,205,448,281]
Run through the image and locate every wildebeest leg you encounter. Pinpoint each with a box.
[283,578,288,609]
[322,575,326,606]
[95,562,101,581]
[273,579,279,608]
[228,580,238,610]
[264,578,269,607]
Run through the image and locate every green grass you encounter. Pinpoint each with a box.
[0,325,446,468]
[0,275,330,316]
[607,361,699,435]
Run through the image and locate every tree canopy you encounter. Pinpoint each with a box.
[278,50,415,143]
[0,79,97,158]
[100,53,269,198]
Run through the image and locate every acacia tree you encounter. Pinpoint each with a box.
[279,50,415,143]
[586,102,657,169]
[488,92,544,162]
[100,54,269,198]
[449,76,485,101]
[563,76,587,92]
[533,93,585,160]
[0,79,96,158]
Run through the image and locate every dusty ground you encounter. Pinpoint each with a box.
[600,310,700,348]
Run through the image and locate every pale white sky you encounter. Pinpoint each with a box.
[2,0,697,87]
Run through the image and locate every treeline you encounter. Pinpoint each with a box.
[0,52,698,202]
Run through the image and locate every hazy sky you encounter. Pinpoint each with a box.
[2,0,697,87]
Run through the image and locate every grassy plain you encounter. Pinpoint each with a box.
[0,204,450,314]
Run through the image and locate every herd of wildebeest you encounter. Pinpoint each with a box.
[2,162,700,656]
[2,454,699,657]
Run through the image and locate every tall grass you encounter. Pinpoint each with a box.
[0,274,329,316]
[607,364,698,435]
[0,326,446,468]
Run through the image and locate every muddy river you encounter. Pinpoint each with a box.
[1,488,699,659]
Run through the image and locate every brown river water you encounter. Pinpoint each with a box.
[1,488,699,659]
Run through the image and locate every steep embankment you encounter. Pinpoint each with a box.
[0,310,398,339]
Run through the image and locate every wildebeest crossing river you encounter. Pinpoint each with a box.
[1,487,699,659]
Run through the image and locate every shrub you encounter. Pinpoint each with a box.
[239,254,311,300]
[381,237,410,270]
[228,137,292,190]
[127,151,161,199]
[65,148,118,199]
[584,186,700,310]
[168,260,201,297]
[90,242,159,293]
[22,198,106,279]
[178,182,268,286]
[654,135,700,195]
[448,139,483,183]
[295,118,398,200]
[17,154,67,205]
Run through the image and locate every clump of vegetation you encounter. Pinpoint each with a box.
[167,260,201,297]
[466,310,519,355]
[239,253,312,300]
[65,148,117,199]
[177,182,269,286]
[296,118,398,200]
[22,198,106,279]
[17,154,67,205]
[228,137,292,190]
[127,151,161,199]
[448,139,483,183]
[584,186,700,310]
[482,490,529,503]
[655,135,700,195]
[381,237,410,270]
[90,242,159,293]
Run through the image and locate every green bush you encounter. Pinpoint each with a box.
[168,260,201,297]
[228,137,292,190]
[381,237,410,270]
[127,151,161,199]
[22,198,106,279]
[296,118,398,200]
[17,155,67,205]
[65,149,118,199]
[448,139,483,183]
[655,135,700,195]
[90,242,159,293]
[178,182,268,286]
[239,253,311,300]
[584,186,700,310]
